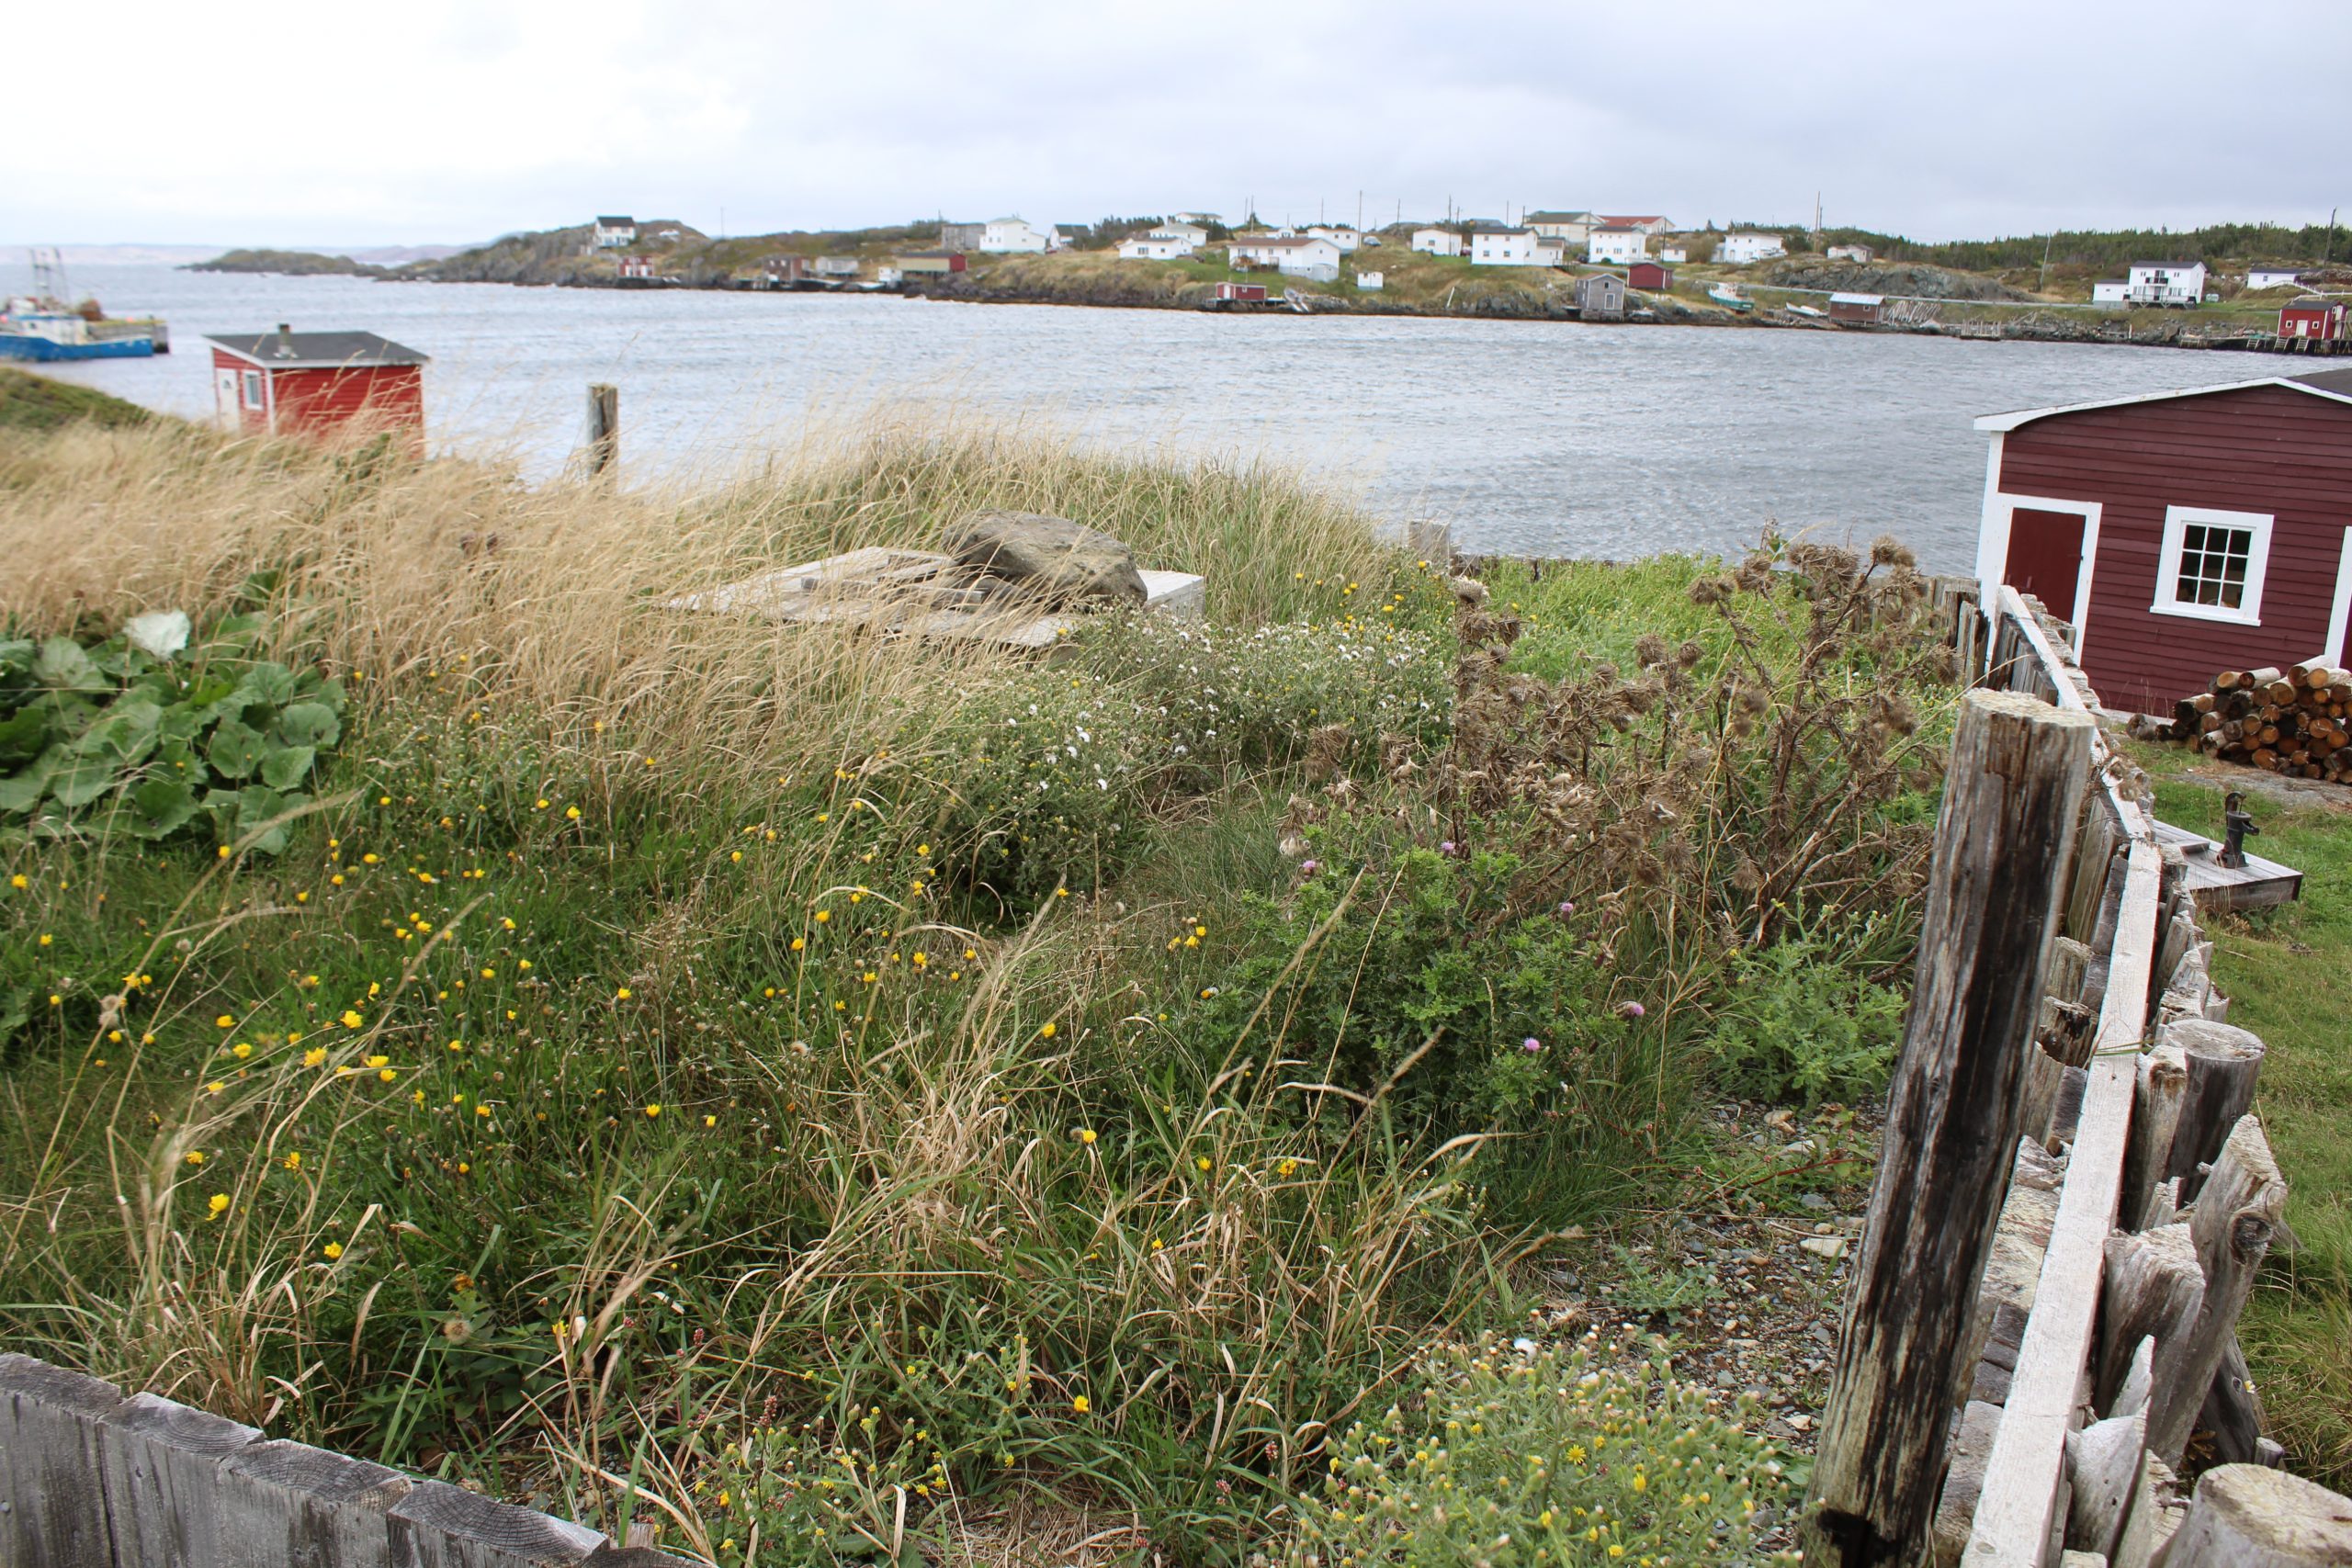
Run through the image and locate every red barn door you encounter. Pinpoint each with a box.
[2005,508,2085,623]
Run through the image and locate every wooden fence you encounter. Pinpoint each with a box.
[0,1352,692,1567]
[1801,587,2350,1567]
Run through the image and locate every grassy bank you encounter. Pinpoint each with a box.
[0,366,156,433]
[1,415,1948,1562]
[2126,743,2352,1488]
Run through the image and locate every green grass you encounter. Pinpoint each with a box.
[0,367,155,432]
[2128,741,2352,1488]
[0,418,1937,1561]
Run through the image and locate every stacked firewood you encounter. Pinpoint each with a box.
[2163,662,2352,778]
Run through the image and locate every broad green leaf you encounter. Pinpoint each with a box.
[0,705,51,768]
[235,662,300,707]
[128,778,199,838]
[0,747,63,815]
[259,746,315,792]
[34,638,106,693]
[51,757,122,809]
[234,785,291,855]
[71,700,161,765]
[207,719,268,781]
[276,701,342,749]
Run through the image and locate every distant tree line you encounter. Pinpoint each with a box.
[1805,221,2347,271]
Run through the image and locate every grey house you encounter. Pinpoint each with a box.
[1575,273,1626,321]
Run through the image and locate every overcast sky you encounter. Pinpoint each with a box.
[12,0,2347,249]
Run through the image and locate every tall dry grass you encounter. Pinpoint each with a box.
[0,412,1410,789]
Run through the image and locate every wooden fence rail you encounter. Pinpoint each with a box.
[0,1352,691,1568]
[1802,587,2350,1568]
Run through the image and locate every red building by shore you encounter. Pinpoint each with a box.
[207,325,428,447]
[1974,368,2352,715]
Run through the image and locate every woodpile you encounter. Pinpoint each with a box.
[2160,662,2352,778]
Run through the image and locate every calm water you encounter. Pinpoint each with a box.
[7,262,2285,572]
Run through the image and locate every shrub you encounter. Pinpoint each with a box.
[1290,1337,1799,1566]
[1702,915,1908,1105]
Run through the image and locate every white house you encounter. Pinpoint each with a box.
[980,218,1054,254]
[1657,246,1688,265]
[2246,267,2305,290]
[1596,215,1673,236]
[1119,233,1196,261]
[1306,225,1363,253]
[2124,261,2208,308]
[1717,232,1788,265]
[1410,227,1463,257]
[1587,227,1648,265]
[2091,280,2130,308]
[1154,220,1211,247]
[1471,227,1544,266]
[1227,235,1344,280]
[1826,243,1875,264]
[592,216,637,249]
[1356,270,1384,291]
[1524,210,1595,243]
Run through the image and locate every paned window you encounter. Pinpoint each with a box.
[2152,506,2272,626]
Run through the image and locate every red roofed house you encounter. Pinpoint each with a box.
[209,324,428,449]
[2278,298,2346,341]
[1973,367,2352,715]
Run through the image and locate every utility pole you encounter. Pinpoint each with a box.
[2039,231,2055,294]
[2326,207,2339,269]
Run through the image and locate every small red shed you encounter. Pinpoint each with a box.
[1626,261,1673,290]
[207,325,428,447]
[1213,282,1269,303]
[2278,297,2346,341]
[1974,367,2352,715]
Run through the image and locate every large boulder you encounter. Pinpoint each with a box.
[942,511,1148,607]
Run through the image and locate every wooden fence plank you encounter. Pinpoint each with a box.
[1962,839,2161,1568]
[1803,689,2095,1567]
[97,1390,262,1568]
[0,1352,124,1568]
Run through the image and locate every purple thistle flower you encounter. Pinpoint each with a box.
[1439,840,1456,855]
[1616,1000,1645,1020]
[1557,900,1576,917]
[1522,1037,1544,1054]
[1299,859,1319,875]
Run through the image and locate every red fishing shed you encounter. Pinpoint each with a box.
[1973,368,2352,715]
[207,324,428,448]
[2278,298,2346,341]
[1626,261,1673,290]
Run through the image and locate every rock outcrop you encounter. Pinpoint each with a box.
[943,511,1148,607]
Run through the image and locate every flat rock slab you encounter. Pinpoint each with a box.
[671,547,1203,649]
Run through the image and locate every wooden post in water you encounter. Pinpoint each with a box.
[1801,689,2095,1568]
[586,383,619,478]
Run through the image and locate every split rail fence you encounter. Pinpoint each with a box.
[1800,586,2351,1567]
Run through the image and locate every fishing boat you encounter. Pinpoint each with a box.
[0,249,164,361]
[1706,283,1754,313]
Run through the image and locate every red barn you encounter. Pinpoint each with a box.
[1627,261,1673,290]
[2278,297,2346,341]
[1974,368,2352,715]
[207,325,428,447]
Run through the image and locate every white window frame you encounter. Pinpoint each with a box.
[243,369,266,409]
[2151,505,2271,626]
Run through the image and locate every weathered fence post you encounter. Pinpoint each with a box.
[586,383,619,478]
[1801,690,2095,1568]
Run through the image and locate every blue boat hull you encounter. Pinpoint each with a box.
[0,334,155,361]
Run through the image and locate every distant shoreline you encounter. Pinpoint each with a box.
[183,250,2324,356]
